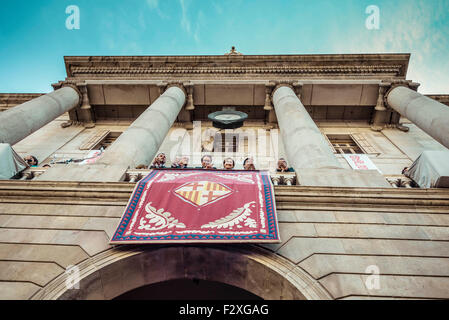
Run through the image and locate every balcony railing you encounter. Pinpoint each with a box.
[385,175,418,188]
[125,169,297,186]
[14,167,419,188]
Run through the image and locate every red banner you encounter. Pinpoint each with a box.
[110,169,280,244]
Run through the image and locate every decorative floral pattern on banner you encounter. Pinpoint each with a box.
[110,169,280,244]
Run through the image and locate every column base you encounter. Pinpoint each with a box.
[83,121,96,128]
[370,125,384,132]
[396,124,410,132]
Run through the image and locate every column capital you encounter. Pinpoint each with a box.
[271,82,294,100]
[56,82,82,108]
[166,81,188,97]
[273,81,294,91]
[166,82,188,110]
[384,80,421,108]
[271,80,303,93]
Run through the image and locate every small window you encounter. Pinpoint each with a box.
[93,132,121,150]
[326,134,364,154]
[80,130,122,150]
[213,133,239,153]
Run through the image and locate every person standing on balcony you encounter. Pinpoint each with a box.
[172,156,189,169]
[171,156,181,168]
[276,158,294,172]
[179,156,189,168]
[150,153,166,169]
[223,158,235,170]
[24,155,38,167]
[200,155,215,169]
[243,157,256,170]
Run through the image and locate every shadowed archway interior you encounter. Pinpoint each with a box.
[114,278,262,300]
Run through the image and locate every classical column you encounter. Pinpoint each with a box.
[272,85,342,170]
[386,85,449,149]
[98,85,186,168]
[0,87,81,145]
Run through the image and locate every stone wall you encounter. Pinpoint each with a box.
[1,180,448,300]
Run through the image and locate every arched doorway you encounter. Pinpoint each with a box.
[32,245,331,300]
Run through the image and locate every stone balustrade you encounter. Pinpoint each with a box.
[385,175,417,188]
[125,169,297,186]
[19,167,48,180]
[270,173,296,186]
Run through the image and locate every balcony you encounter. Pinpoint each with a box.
[14,167,421,188]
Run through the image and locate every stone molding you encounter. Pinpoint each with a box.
[1,180,448,207]
[0,93,44,103]
[69,65,404,77]
[64,53,410,78]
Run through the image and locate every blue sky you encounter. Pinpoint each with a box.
[0,0,448,93]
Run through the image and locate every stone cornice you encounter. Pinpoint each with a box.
[0,93,44,103]
[69,65,404,76]
[426,95,449,106]
[64,53,410,79]
[0,93,45,111]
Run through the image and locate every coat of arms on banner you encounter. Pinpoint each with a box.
[110,169,280,244]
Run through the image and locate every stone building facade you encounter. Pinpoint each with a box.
[0,51,449,299]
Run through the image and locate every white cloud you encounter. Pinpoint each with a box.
[146,0,169,19]
[146,0,158,9]
[213,1,223,15]
[178,1,205,44]
[180,0,191,35]
[193,10,205,44]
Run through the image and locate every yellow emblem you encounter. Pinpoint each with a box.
[174,181,232,207]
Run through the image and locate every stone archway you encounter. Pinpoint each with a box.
[32,245,331,300]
